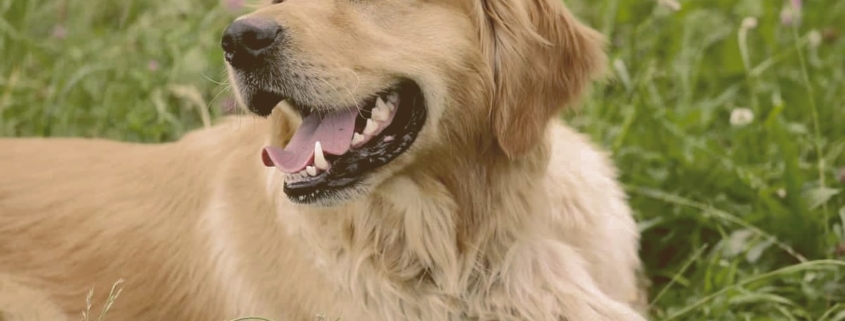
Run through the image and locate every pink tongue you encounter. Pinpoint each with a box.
[262,109,358,173]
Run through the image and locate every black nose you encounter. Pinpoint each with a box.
[221,18,283,69]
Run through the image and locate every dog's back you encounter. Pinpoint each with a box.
[1,138,180,319]
[0,118,364,321]
[0,135,227,320]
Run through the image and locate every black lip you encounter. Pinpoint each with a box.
[249,90,285,117]
[283,81,426,204]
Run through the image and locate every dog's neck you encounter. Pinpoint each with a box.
[279,125,554,318]
[430,134,553,262]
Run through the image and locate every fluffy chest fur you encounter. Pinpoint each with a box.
[260,123,645,321]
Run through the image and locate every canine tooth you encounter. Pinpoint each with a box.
[306,166,317,176]
[351,132,365,146]
[314,141,329,170]
[372,98,389,122]
[387,92,399,104]
[363,119,378,136]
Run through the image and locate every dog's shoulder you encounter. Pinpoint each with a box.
[545,120,619,183]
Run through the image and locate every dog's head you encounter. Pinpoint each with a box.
[223,0,605,206]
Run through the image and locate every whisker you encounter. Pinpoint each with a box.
[207,85,232,114]
[201,68,231,85]
[317,76,365,119]
[337,67,366,118]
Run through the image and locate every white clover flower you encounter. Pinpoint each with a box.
[781,0,803,26]
[741,17,758,30]
[730,108,754,126]
[781,6,796,26]
[808,30,822,48]
[657,0,681,12]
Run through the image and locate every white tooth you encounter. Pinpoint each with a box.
[306,166,317,176]
[351,132,365,146]
[387,92,399,104]
[376,96,387,109]
[314,141,329,170]
[372,98,389,122]
[363,119,378,136]
[386,101,395,111]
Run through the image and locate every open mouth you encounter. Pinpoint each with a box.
[260,81,426,204]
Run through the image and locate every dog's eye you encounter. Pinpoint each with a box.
[271,0,284,3]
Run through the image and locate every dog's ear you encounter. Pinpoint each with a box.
[476,0,606,158]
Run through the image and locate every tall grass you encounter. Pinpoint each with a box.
[1,0,843,320]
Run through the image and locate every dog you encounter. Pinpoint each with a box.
[0,0,648,320]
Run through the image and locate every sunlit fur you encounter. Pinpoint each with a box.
[0,0,648,320]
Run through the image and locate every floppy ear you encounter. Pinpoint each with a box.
[477,0,607,158]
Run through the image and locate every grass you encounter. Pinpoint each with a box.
[1,0,844,320]
[81,280,124,321]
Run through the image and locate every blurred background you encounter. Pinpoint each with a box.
[1,0,843,320]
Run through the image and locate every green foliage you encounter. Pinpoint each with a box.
[1,0,843,320]
[568,0,845,319]
[0,0,232,141]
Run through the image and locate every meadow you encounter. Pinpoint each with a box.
[1,0,843,320]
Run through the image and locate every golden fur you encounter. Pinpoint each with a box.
[0,0,648,320]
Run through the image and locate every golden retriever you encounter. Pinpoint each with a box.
[0,0,648,320]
